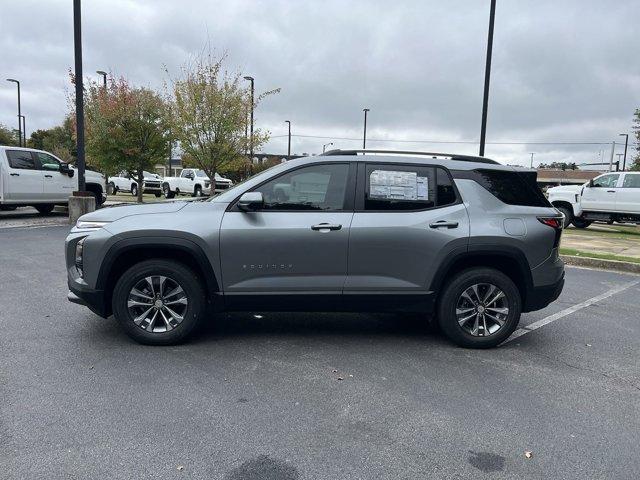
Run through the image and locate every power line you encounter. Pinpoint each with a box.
[269,133,638,147]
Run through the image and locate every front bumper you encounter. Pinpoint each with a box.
[68,281,109,318]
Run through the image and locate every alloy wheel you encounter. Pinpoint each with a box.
[455,283,509,337]
[127,275,188,333]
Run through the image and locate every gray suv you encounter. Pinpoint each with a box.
[65,150,564,348]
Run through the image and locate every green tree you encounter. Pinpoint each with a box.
[169,53,279,190]
[631,109,640,171]
[27,116,76,162]
[82,76,170,202]
[0,123,19,146]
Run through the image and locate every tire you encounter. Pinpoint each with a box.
[131,184,138,197]
[437,268,522,348]
[163,183,175,199]
[107,182,116,195]
[34,204,55,215]
[0,205,18,211]
[154,192,162,198]
[556,206,572,228]
[88,189,103,207]
[111,259,206,345]
[193,185,203,197]
[572,218,592,229]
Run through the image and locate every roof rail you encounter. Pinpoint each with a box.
[321,149,500,165]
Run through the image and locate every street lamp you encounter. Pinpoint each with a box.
[619,133,629,171]
[479,0,496,157]
[6,78,22,147]
[362,108,370,149]
[20,115,25,145]
[322,142,333,153]
[73,0,86,193]
[96,70,107,88]
[529,152,535,168]
[243,76,255,168]
[284,120,291,158]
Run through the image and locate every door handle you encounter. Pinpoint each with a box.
[429,220,459,229]
[44,175,53,178]
[311,223,342,231]
[10,173,19,177]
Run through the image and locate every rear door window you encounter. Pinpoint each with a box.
[622,174,640,188]
[6,150,36,170]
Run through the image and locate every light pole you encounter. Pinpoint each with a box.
[479,0,496,157]
[322,142,333,153]
[530,152,535,168]
[619,133,629,171]
[73,0,86,193]
[243,76,254,169]
[284,120,291,158]
[20,115,25,145]
[96,70,107,88]
[362,108,370,149]
[6,78,22,147]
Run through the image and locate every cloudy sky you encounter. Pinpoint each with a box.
[1,0,638,167]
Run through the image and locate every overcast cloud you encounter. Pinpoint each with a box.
[1,0,638,167]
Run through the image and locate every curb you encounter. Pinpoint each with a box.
[561,254,640,274]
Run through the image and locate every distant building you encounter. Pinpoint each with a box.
[536,168,601,188]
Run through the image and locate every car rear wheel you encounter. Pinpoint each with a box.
[34,204,55,215]
[112,259,206,345]
[193,185,203,197]
[437,268,521,348]
[163,183,175,199]
[107,182,116,195]
[131,184,138,197]
[572,218,592,229]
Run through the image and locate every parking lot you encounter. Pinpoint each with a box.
[1,223,639,479]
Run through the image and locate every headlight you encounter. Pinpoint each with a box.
[76,220,110,230]
[75,238,85,277]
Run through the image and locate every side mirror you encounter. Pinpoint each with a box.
[59,163,74,177]
[237,192,264,211]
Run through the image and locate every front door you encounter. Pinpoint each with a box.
[580,173,620,212]
[345,163,469,295]
[4,150,43,201]
[220,163,354,296]
[36,152,75,202]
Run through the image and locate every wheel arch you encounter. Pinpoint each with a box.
[96,238,219,316]
[85,182,104,205]
[430,246,534,311]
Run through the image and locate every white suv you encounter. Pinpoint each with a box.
[0,146,106,213]
[108,171,163,197]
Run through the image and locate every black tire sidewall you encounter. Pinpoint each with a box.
[557,206,572,228]
[437,268,521,348]
[35,204,54,214]
[112,260,206,345]
[131,184,138,197]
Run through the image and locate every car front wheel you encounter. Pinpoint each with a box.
[557,206,572,229]
[163,183,175,199]
[112,259,206,345]
[131,184,138,197]
[437,268,521,348]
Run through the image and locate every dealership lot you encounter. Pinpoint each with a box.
[1,225,639,479]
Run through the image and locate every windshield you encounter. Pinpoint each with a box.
[207,164,282,201]
[195,170,208,178]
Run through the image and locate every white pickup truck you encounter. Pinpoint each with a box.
[547,171,640,228]
[0,146,106,213]
[108,171,163,197]
[162,168,233,198]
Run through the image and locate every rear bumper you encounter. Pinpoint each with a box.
[523,273,564,312]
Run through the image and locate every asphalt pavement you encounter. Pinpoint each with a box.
[1,225,639,479]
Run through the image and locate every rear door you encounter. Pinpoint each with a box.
[36,152,75,202]
[345,163,469,294]
[4,150,43,201]
[580,173,620,212]
[616,173,640,214]
[220,162,355,295]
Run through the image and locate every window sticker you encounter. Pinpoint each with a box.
[369,170,429,201]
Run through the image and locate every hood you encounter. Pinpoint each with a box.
[547,184,582,194]
[78,201,188,223]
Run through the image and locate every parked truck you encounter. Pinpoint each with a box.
[108,171,163,197]
[0,146,106,213]
[547,171,640,228]
[162,168,233,198]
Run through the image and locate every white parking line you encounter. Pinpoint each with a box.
[505,279,640,344]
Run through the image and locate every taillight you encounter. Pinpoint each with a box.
[538,217,562,229]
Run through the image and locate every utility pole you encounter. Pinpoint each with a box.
[6,79,21,147]
[619,133,629,171]
[20,115,25,145]
[479,0,496,157]
[362,108,370,149]
[285,120,291,159]
[243,76,255,170]
[530,152,535,168]
[608,141,616,172]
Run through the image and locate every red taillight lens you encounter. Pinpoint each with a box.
[538,217,562,229]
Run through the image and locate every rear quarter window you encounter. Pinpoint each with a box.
[455,169,551,207]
